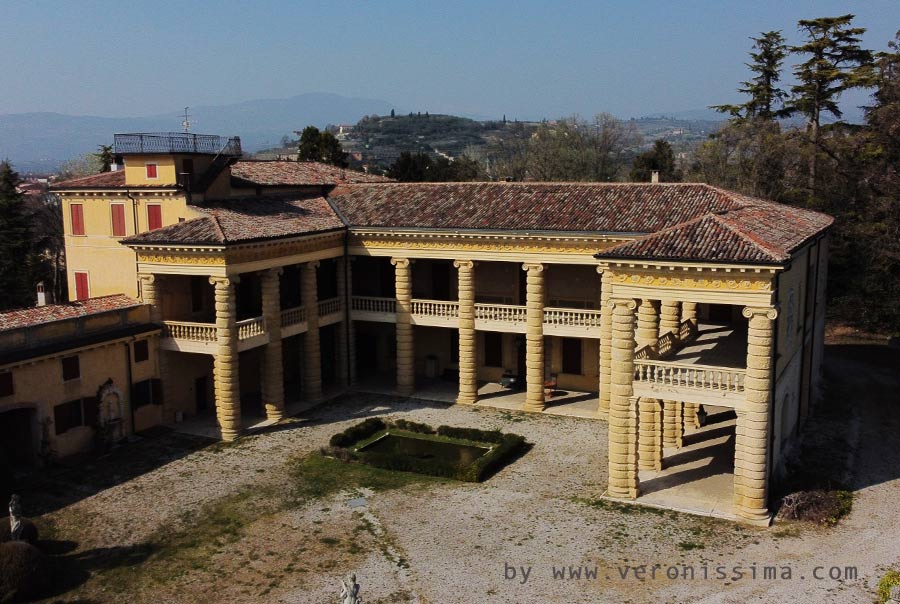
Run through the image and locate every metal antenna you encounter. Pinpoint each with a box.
[182,107,192,132]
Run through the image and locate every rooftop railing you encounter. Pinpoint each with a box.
[113,132,242,156]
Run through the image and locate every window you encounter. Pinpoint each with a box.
[182,158,194,174]
[61,355,80,381]
[110,203,126,237]
[484,332,503,367]
[562,338,583,375]
[74,272,89,301]
[132,378,163,408]
[53,396,99,435]
[0,372,13,398]
[133,340,149,363]
[70,203,85,235]
[145,163,158,179]
[147,204,162,231]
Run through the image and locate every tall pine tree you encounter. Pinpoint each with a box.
[712,31,788,120]
[0,161,36,310]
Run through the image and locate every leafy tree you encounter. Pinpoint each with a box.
[0,162,36,309]
[630,140,682,182]
[296,126,348,167]
[783,14,874,193]
[712,31,788,120]
[387,152,483,182]
[57,152,103,180]
[95,145,114,172]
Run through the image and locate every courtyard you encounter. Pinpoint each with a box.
[12,340,900,604]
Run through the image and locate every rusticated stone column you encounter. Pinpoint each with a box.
[608,298,639,499]
[734,306,778,522]
[522,263,545,413]
[636,299,663,471]
[455,260,477,404]
[261,268,284,421]
[211,276,241,441]
[597,268,613,416]
[680,302,699,427]
[662,399,683,449]
[659,300,681,341]
[681,301,698,324]
[301,262,322,402]
[138,273,162,322]
[335,257,349,388]
[392,258,415,396]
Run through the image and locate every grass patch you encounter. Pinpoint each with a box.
[677,541,705,551]
[877,570,900,603]
[325,418,527,483]
[288,451,440,504]
[572,496,670,516]
[777,489,853,526]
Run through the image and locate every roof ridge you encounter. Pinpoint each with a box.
[708,213,784,260]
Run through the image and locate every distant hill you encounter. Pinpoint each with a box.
[0,93,394,172]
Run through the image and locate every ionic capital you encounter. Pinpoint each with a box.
[521,262,544,273]
[742,306,778,320]
[391,257,411,268]
[137,273,156,285]
[453,259,475,270]
[304,260,320,270]
[209,275,239,288]
[608,297,638,311]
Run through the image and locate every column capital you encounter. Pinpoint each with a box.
[209,275,239,287]
[521,262,544,273]
[391,257,412,268]
[742,306,778,320]
[608,297,638,311]
[137,273,156,284]
[303,260,320,270]
[265,266,284,277]
[453,259,475,270]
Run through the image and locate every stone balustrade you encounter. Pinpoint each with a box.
[411,299,460,319]
[318,297,343,318]
[633,359,746,406]
[280,306,307,327]
[162,320,217,342]
[236,317,266,340]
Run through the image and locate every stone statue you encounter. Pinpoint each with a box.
[8,494,23,541]
[340,573,360,604]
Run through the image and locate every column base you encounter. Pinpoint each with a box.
[456,394,477,405]
[220,427,242,442]
[521,400,546,413]
[734,506,773,526]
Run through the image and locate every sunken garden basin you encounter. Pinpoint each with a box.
[325,418,527,482]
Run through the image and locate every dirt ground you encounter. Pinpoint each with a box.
[12,338,900,604]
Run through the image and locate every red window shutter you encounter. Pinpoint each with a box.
[146,163,158,179]
[71,204,85,235]
[147,205,162,231]
[74,272,89,301]
[111,204,126,236]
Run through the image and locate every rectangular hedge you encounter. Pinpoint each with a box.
[326,418,526,483]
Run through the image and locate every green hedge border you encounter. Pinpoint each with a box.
[326,418,527,482]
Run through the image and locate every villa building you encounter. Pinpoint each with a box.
[0,131,832,524]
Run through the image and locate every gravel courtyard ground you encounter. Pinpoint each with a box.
[16,340,900,604]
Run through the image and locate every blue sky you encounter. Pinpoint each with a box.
[3,0,898,119]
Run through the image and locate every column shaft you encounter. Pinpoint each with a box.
[734,306,777,522]
[347,258,357,384]
[636,299,662,470]
[608,298,639,499]
[597,268,613,415]
[662,400,683,449]
[261,268,284,421]
[302,262,322,402]
[455,260,477,404]
[211,276,241,441]
[140,273,176,424]
[522,263,545,412]
[393,258,415,396]
[659,300,681,342]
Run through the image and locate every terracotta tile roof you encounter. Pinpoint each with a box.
[122,195,345,245]
[594,191,832,264]
[330,182,832,265]
[328,182,740,233]
[231,161,394,187]
[51,170,160,190]
[0,294,142,331]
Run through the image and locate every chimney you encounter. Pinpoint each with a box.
[36,282,47,307]
[651,170,660,184]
